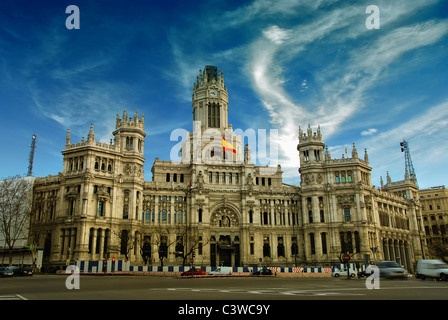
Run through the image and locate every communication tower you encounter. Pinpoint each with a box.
[400,139,418,187]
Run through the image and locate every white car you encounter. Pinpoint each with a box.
[416,259,448,281]
[331,268,357,277]
[209,267,232,275]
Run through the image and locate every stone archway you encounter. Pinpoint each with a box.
[210,206,240,227]
[209,205,241,267]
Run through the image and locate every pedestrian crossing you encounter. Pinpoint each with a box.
[0,294,28,300]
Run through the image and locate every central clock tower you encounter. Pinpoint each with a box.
[192,65,229,133]
[181,66,242,165]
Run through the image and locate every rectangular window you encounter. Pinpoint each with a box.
[344,208,351,222]
[310,233,315,255]
[321,232,327,254]
[98,201,104,217]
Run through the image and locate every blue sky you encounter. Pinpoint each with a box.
[0,0,447,189]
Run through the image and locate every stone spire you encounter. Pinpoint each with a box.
[325,146,331,160]
[87,124,95,142]
[244,143,252,164]
[352,143,358,159]
[66,129,71,146]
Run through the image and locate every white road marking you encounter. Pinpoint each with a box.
[0,294,27,300]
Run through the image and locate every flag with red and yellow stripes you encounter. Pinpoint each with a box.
[222,137,236,153]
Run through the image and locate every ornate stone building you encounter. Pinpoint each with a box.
[29,66,425,271]
[419,186,448,259]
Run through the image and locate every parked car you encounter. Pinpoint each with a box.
[331,268,357,277]
[416,259,448,281]
[375,261,409,279]
[209,267,232,275]
[252,267,273,276]
[10,266,33,276]
[0,267,14,277]
[180,267,207,276]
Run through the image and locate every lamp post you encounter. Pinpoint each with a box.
[284,190,300,268]
[412,198,425,260]
[176,184,198,267]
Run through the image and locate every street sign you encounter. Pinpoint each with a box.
[343,254,350,262]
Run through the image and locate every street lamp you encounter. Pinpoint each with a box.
[176,184,198,267]
[283,189,300,267]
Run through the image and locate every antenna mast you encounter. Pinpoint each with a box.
[27,134,37,177]
[400,139,417,187]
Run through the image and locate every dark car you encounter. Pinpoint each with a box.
[375,261,409,279]
[180,268,207,276]
[10,266,33,276]
[0,267,14,277]
[252,267,273,276]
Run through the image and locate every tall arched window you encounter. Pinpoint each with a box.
[208,102,220,128]
[120,230,128,255]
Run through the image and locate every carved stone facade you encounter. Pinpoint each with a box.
[29,66,425,271]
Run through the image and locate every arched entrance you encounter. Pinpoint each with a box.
[209,205,241,267]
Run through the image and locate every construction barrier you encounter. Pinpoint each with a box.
[72,260,361,277]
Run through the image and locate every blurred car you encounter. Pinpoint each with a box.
[180,268,207,276]
[331,268,357,277]
[10,266,33,276]
[416,259,448,281]
[375,261,409,279]
[209,267,232,275]
[252,267,273,276]
[0,267,14,277]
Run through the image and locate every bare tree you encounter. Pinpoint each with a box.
[180,227,211,267]
[152,224,176,267]
[427,238,448,262]
[111,226,138,262]
[0,176,33,266]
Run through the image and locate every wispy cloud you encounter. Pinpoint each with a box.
[244,1,448,183]
[361,128,378,136]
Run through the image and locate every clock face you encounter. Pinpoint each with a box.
[210,90,218,96]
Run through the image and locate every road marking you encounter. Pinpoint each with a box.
[0,294,27,300]
[149,287,365,297]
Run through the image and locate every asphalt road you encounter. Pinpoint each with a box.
[1,274,448,301]
[2,274,446,318]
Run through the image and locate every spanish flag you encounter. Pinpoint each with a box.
[222,137,236,153]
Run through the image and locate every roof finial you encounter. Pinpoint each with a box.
[87,124,95,142]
